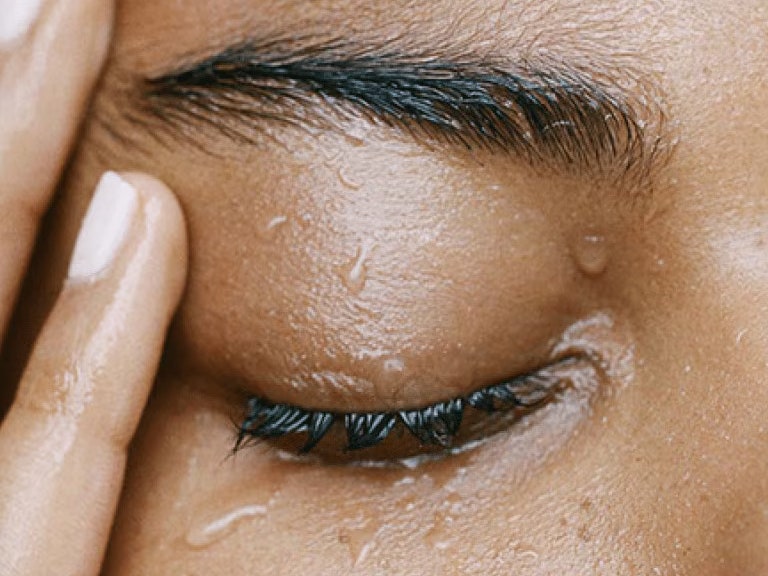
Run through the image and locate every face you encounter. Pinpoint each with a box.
[10,0,768,573]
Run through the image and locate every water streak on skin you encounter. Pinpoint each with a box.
[258,214,288,240]
[512,543,540,561]
[266,215,288,231]
[337,165,363,190]
[337,518,381,567]
[185,504,268,549]
[424,505,456,551]
[341,240,376,294]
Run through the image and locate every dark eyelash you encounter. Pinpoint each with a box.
[234,357,577,454]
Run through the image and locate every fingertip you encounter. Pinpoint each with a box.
[118,171,189,307]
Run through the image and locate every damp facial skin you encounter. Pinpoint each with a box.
[3,0,768,574]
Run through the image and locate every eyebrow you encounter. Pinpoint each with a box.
[131,37,669,185]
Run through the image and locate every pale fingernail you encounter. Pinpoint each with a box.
[0,0,45,46]
[68,172,138,281]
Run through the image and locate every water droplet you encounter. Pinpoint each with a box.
[372,356,408,401]
[319,136,343,161]
[341,240,375,295]
[266,215,287,230]
[513,543,540,561]
[574,234,609,276]
[337,166,362,190]
[382,357,405,373]
[343,124,369,148]
[424,509,455,551]
[338,520,380,566]
[185,503,268,549]
[346,135,365,147]
[259,215,288,240]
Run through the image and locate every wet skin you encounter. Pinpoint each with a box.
[4,0,768,573]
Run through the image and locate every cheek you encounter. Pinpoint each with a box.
[167,140,583,406]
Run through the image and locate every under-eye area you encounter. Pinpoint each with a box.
[234,355,587,461]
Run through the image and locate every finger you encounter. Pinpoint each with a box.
[0,172,187,576]
[0,0,114,345]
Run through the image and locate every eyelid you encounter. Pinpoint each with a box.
[234,355,583,456]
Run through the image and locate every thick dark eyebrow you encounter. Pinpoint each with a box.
[132,37,668,185]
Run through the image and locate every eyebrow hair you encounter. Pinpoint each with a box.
[129,37,669,186]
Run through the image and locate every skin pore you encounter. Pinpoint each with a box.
[3,0,767,573]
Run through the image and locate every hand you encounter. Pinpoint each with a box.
[0,2,187,575]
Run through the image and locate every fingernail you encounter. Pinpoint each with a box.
[68,172,138,281]
[0,0,45,46]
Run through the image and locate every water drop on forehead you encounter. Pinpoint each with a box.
[574,234,609,276]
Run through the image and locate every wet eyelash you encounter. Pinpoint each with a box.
[234,358,576,453]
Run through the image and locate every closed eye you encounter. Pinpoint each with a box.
[234,355,583,458]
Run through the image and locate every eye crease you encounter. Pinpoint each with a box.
[234,355,582,455]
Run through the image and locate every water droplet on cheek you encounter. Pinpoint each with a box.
[338,520,381,566]
[185,503,269,549]
[574,234,609,276]
[266,215,287,231]
[258,215,288,240]
[424,507,456,551]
